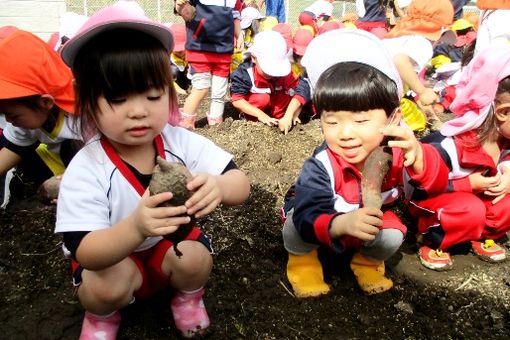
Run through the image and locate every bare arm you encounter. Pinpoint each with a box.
[216,169,250,205]
[393,53,438,106]
[0,148,21,176]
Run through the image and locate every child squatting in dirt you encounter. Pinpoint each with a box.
[0,29,82,205]
[281,29,449,297]
[54,3,250,339]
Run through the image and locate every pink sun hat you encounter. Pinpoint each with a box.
[61,1,173,67]
[441,45,510,136]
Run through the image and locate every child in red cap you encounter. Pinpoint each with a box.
[0,29,82,206]
[298,0,334,35]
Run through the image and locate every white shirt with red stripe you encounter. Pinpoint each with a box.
[55,124,232,252]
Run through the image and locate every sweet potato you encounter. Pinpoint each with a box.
[149,156,194,257]
[361,145,392,209]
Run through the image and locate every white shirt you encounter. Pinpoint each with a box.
[2,110,82,154]
[475,10,510,56]
[55,124,233,252]
[383,35,433,71]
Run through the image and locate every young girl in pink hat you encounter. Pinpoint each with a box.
[57,2,250,338]
[410,45,510,271]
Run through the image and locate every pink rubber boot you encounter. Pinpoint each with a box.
[79,310,121,340]
[170,288,210,338]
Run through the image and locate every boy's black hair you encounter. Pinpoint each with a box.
[313,62,400,117]
[0,95,42,111]
[72,28,175,137]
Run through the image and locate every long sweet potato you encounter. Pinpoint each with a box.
[361,145,392,209]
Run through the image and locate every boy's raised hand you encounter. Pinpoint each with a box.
[185,173,223,218]
[330,208,383,242]
[382,124,424,172]
[131,190,190,238]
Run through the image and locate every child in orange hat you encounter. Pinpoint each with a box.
[0,30,82,206]
[384,0,454,131]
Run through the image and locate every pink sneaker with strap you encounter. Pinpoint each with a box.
[79,310,121,340]
[178,110,196,130]
[171,288,210,338]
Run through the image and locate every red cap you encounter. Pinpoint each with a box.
[318,21,343,35]
[169,23,186,52]
[272,23,293,51]
[293,28,314,56]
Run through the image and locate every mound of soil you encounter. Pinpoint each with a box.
[1,103,509,339]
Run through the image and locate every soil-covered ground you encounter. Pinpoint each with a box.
[1,102,510,339]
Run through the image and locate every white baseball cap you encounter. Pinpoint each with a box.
[301,28,403,97]
[249,30,291,77]
[240,7,265,29]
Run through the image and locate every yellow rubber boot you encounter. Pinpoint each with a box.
[286,249,330,298]
[350,252,393,295]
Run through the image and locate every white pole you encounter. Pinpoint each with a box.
[285,0,289,23]
[157,0,162,22]
[83,0,88,16]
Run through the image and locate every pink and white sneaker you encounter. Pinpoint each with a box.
[171,288,210,338]
[79,310,121,340]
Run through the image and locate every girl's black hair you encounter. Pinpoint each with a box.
[72,28,175,138]
[313,62,400,116]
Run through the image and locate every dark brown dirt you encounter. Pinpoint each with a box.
[1,102,510,339]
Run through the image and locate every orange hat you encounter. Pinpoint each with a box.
[477,0,510,9]
[293,27,314,56]
[169,23,186,52]
[386,0,454,41]
[318,21,343,35]
[0,30,75,113]
[272,23,293,51]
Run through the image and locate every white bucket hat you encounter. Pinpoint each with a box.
[301,28,403,97]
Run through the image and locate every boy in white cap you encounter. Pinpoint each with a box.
[282,29,449,297]
[230,30,311,129]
